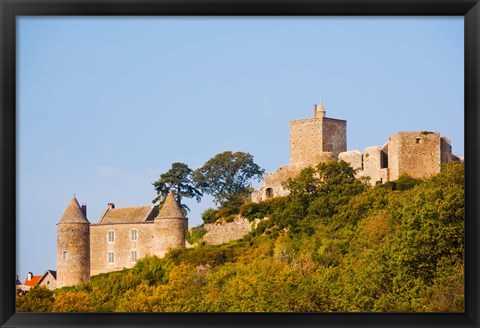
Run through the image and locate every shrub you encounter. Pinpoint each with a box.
[201,208,218,224]
[185,227,207,244]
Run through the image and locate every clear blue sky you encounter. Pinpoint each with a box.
[17,17,464,282]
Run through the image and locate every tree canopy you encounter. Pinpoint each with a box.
[152,162,202,213]
[192,151,264,206]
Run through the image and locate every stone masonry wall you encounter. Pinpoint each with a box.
[90,222,156,276]
[202,215,258,245]
[290,118,323,167]
[322,118,347,160]
[251,164,301,202]
[338,150,362,171]
[89,218,186,277]
[388,132,441,180]
[57,223,90,288]
[362,146,388,185]
[38,273,57,290]
[440,137,453,163]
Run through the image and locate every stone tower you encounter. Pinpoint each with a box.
[154,192,188,257]
[56,197,90,288]
[290,100,347,167]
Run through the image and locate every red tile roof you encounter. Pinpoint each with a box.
[24,275,42,287]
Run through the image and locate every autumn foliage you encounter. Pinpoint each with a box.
[17,162,464,312]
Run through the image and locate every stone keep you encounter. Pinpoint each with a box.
[290,100,347,166]
[57,191,187,287]
[252,100,346,202]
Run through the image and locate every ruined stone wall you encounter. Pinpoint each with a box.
[202,215,259,245]
[338,150,362,171]
[290,118,323,167]
[440,137,453,163]
[57,223,90,288]
[322,118,347,159]
[252,164,301,202]
[388,132,441,180]
[362,146,388,185]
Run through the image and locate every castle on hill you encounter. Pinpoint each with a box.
[252,100,461,202]
[56,192,187,288]
[56,100,461,288]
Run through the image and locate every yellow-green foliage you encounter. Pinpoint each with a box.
[17,162,464,312]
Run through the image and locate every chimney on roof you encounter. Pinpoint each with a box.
[313,104,318,117]
[81,203,87,218]
[107,203,115,209]
[27,272,32,281]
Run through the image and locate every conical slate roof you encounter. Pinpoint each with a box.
[157,192,185,219]
[58,197,89,224]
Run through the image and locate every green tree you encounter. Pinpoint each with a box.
[152,162,202,213]
[193,151,264,206]
[16,286,54,312]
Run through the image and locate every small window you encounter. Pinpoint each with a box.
[131,250,137,263]
[47,280,50,286]
[131,229,138,241]
[63,251,68,260]
[108,251,115,264]
[416,137,421,144]
[108,230,115,243]
[265,188,273,199]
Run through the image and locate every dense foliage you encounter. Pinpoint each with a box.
[18,162,464,312]
[193,151,264,207]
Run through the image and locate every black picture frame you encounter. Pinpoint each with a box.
[1,1,478,327]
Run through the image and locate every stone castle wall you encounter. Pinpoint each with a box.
[251,164,301,202]
[338,132,452,185]
[89,218,187,276]
[388,132,442,180]
[290,118,324,167]
[57,223,90,288]
[361,146,389,184]
[322,118,347,160]
[202,215,259,245]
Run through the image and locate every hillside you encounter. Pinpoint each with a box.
[17,161,464,312]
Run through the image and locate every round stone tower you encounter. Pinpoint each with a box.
[154,191,188,257]
[56,197,90,288]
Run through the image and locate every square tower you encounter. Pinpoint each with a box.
[387,131,443,180]
[289,101,346,167]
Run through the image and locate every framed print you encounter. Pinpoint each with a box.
[1,0,479,327]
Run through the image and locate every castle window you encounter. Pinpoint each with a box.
[131,250,137,263]
[131,229,138,241]
[62,251,68,260]
[416,137,421,144]
[108,230,115,243]
[108,251,115,264]
[265,188,273,199]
